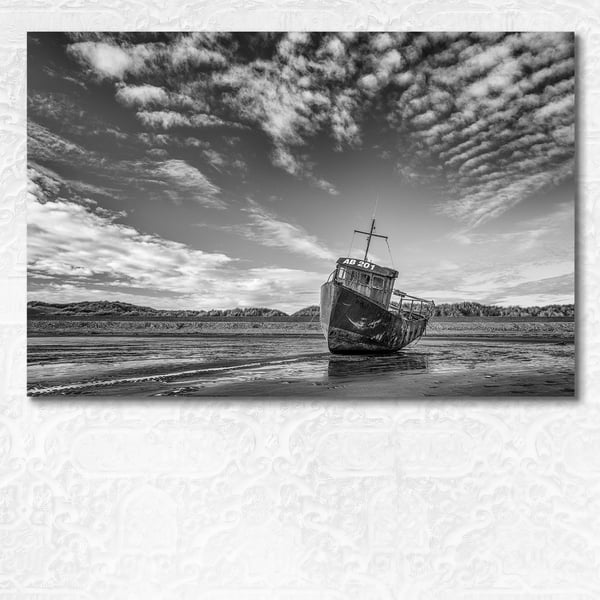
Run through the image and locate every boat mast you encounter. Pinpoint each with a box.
[364,218,376,260]
[354,218,387,261]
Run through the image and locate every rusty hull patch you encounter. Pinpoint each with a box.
[320,281,428,354]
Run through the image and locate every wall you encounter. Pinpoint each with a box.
[1,2,599,598]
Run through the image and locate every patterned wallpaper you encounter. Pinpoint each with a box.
[2,1,600,598]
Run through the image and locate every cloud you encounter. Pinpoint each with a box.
[28,264,326,314]
[137,110,191,129]
[271,146,301,176]
[271,146,338,194]
[213,34,362,184]
[402,258,574,306]
[29,128,225,211]
[441,258,575,306]
[369,32,575,227]
[219,64,317,146]
[313,178,339,196]
[210,266,325,313]
[226,200,335,261]
[371,33,394,53]
[27,193,233,293]
[27,181,326,313]
[28,121,88,163]
[67,33,232,83]
[450,200,574,255]
[136,110,235,130]
[62,33,574,222]
[170,33,228,68]
[359,73,379,91]
[156,159,224,208]
[487,272,575,306]
[329,89,361,147]
[28,163,118,210]
[28,33,575,311]
[67,41,151,79]
[441,160,574,227]
[115,84,169,107]
[397,199,574,305]
[534,94,574,121]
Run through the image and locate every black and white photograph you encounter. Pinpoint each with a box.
[27,31,575,397]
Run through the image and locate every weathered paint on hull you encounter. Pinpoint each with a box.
[320,281,428,354]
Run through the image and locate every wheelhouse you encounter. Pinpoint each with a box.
[334,257,398,308]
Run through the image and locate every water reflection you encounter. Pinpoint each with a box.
[327,351,429,378]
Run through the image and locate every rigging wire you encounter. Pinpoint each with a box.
[385,237,395,269]
[347,231,356,257]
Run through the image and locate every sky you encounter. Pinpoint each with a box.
[27,32,575,313]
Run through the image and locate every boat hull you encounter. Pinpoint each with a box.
[320,281,428,353]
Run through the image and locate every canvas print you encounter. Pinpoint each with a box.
[27,32,575,397]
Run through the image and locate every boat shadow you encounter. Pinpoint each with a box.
[327,351,429,378]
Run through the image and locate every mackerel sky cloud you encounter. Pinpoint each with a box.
[27,32,574,312]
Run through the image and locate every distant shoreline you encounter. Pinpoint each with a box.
[27,301,575,321]
[27,315,575,322]
[27,317,575,341]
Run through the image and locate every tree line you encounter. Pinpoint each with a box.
[433,302,574,318]
[27,300,574,319]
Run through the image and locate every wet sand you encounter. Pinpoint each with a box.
[28,333,575,398]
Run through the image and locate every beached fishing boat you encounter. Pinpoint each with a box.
[320,218,435,353]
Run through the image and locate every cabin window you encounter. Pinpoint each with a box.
[359,273,370,285]
[337,267,346,281]
[372,276,384,289]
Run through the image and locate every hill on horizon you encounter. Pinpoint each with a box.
[27,300,575,319]
[291,305,320,318]
[27,300,288,318]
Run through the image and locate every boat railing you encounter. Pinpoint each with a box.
[388,290,435,319]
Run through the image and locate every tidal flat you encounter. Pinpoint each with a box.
[27,318,575,398]
[28,317,575,338]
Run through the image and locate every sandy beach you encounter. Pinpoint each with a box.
[28,317,575,338]
[27,323,575,397]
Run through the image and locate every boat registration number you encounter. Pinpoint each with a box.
[342,258,376,271]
